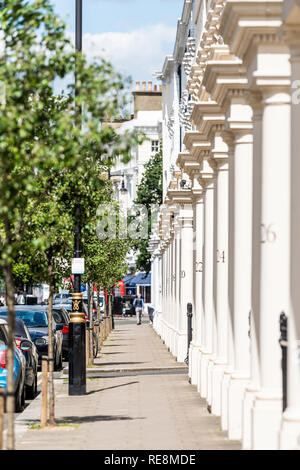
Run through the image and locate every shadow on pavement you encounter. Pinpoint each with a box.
[86,381,139,395]
[94,361,146,366]
[22,415,145,425]
[100,352,125,355]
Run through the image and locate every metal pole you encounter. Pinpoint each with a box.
[69,0,86,396]
[185,303,193,364]
[279,312,288,412]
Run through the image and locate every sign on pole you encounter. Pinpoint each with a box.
[71,258,85,275]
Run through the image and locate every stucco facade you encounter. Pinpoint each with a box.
[149,0,300,450]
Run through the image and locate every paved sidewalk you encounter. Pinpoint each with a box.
[15,318,241,450]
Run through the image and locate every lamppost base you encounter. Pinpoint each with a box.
[68,321,86,396]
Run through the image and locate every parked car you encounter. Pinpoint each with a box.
[52,307,70,360]
[0,318,27,412]
[0,306,64,370]
[53,293,72,305]
[0,315,39,399]
[54,298,89,321]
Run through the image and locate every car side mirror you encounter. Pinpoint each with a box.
[56,324,63,331]
[20,340,32,351]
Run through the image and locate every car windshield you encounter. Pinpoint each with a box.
[53,310,65,324]
[16,311,48,327]
[15,320,27,337]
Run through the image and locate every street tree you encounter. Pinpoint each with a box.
[133,151,163,273]
[0,0,142,448]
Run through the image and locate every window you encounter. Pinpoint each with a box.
[151,140,160,153]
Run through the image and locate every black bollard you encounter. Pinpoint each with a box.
[279,312,288,412]
[185,303,193,365]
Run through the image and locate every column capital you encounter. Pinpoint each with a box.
[199,155,215,187]
[209,126,229,169]
[192,187,204,202]
[177,215,194,230]
[191,101,225,141]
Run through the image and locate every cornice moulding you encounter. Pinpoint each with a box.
[183,131,207,151]
[220,1,283,62]
[192,141,212,162]
[203,60,248,108]
[176,152,195,170]
[166,189,194,205]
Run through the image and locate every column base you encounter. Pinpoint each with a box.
[188,343,194,379]
[280,406,300,450]
[199,350,212,399]
[177,332,187,363]
[196,348,203,394]
[211,359,227,416]
[170,329,178,357]
[207,356,216,407]
[228,372,250,440]
[252,390,282,449]
[190,344,201,385]
[221,367,233,431]
[242,384,259,449]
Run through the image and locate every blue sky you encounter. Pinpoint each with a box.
[51,0,183,85]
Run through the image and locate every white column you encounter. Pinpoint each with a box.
[252,86,291,449]
[166,237,171,348]
[190,185,204,386]
[177,205,194,363]
[280,29,300,449]
[174,220,181,360]
[243,93,262,449]
[156,252,163,336]
[199,173,215,398]
[224,98,253,440]
[170,228,176,355]
[211,158,229,416]
[161,243,167,341]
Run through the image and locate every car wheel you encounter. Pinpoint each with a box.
[21,383,25,407]
[15,382,24,412]
[58,352,63,370]
[55,350,62,371]
[26,374,37,400]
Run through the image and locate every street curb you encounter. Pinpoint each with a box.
[62,365,188,375]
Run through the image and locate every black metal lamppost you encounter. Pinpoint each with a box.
[68,0,86,396]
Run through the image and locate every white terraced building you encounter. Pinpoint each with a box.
[149,0,300,450]
[109,81,162,271]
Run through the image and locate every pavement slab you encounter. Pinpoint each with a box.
[15,318,241,450]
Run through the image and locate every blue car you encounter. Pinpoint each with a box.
[0,306,64,370]
[0,317,27,412]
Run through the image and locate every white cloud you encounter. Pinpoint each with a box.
[81,23,176,82]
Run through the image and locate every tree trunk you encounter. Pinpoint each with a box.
[108,291,112,332]
[3,263,16,450]
[96,286,101,321]
[88,282,94,365]
[47,265,55,426]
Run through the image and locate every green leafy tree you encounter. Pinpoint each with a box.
[133,151,163,273]
[0,0,76,448]
[0,0,143,447]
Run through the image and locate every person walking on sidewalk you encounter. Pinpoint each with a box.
[133,293,144,325]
